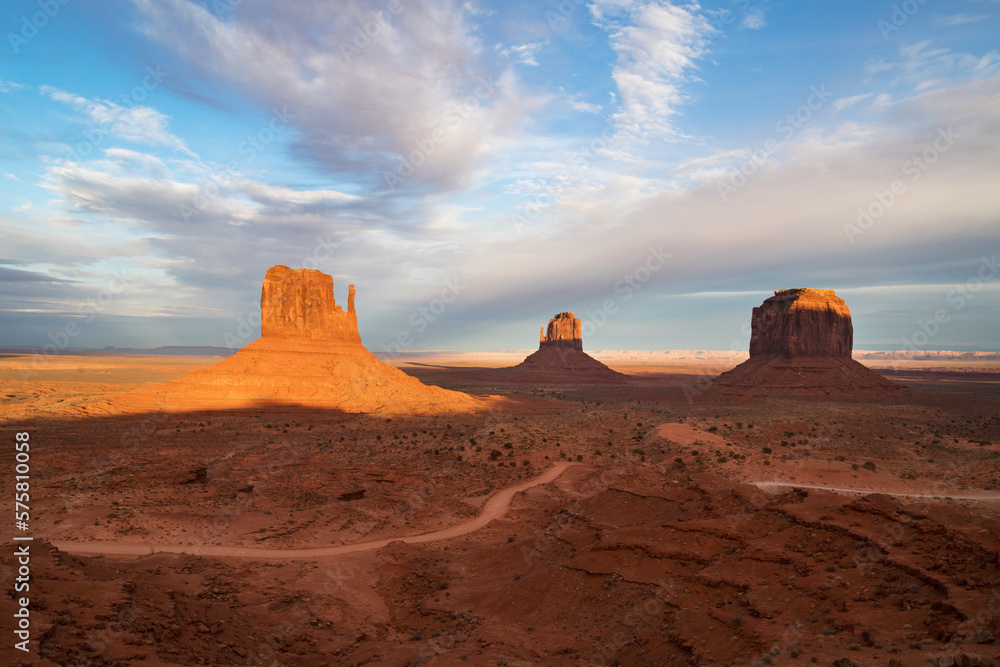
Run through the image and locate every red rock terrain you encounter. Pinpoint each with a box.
[1,353,999,666]
[714,288,905,397]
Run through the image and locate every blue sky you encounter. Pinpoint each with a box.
[1,0,998,354]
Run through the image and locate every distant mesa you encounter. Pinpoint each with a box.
[712,288,904,397]
[750,288,852,358]
[95,265,483,414]
[484,312,628,385]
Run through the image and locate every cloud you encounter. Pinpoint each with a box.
[833,93,874,112]
[932,13,989,27]
[41,86,195,156]
[442,65,1000,342]
[129,0,540,194]
[498,41,545,66]
[569,99,602,114]
[590,0,714,141]
[0,266,75,283]
[866,41,1000,88]
[741,9,766,30]
[0,80,25,93]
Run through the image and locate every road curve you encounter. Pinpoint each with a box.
[752,480,1000,501]
[51,462,580,560]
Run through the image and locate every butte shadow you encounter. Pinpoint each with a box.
[477,312,630,385]
[711,288,906,398]
[81,266,493,416]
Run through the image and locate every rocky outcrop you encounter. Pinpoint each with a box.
[260,265,360,343]
[482,312,627,385]
[711,288,903,397]
[105,265,482,414]
[749,288,852,358]
[539,312,583,351]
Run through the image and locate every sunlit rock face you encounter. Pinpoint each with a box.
[260,265,360,344]
[749,288,853,359]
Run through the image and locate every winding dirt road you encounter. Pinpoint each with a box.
[752,480,1000,501]
[51,462,579,560]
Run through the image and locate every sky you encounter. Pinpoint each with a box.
[1,0,998,355]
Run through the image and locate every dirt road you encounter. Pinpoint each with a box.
[752,480,1000,501]
[51,462,579,559]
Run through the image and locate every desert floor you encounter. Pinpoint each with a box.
[2,352,999,666]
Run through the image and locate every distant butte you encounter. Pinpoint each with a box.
[485,312,628,385]
[539,312,583,351]
[93,265,484,414]
[712,288,904,397]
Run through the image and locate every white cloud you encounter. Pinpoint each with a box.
[499,41,545,67]
[741,9,766,30]
[932,14,989,27]
[570,99,602,114]
[41,86,195,157]
[590,0,714,141]
[0,80,25,93]
[129,0,540,194]
[867,41,1000,88]
[833,93,874,112]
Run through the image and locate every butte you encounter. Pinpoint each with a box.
[483,312,629,385]
[711,288,904,397]
[91,266,483,415]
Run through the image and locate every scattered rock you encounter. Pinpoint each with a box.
[832,659,860,667]
[180,467,207,485]
[337,489,366,502]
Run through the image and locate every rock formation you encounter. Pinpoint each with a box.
[484,312,628,385]
[259,265,360,342]
[539,312,583,351]
[749,289,852,358]
[712,288,903,397]
[103,266,483,414]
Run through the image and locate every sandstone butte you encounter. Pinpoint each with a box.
[712,288,904,396]
[485,312,629,385]
[85,266,485,415]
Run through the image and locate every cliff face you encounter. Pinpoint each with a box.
[539,312,583,351]
[260,265,361,344]
[749,288,852,359]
